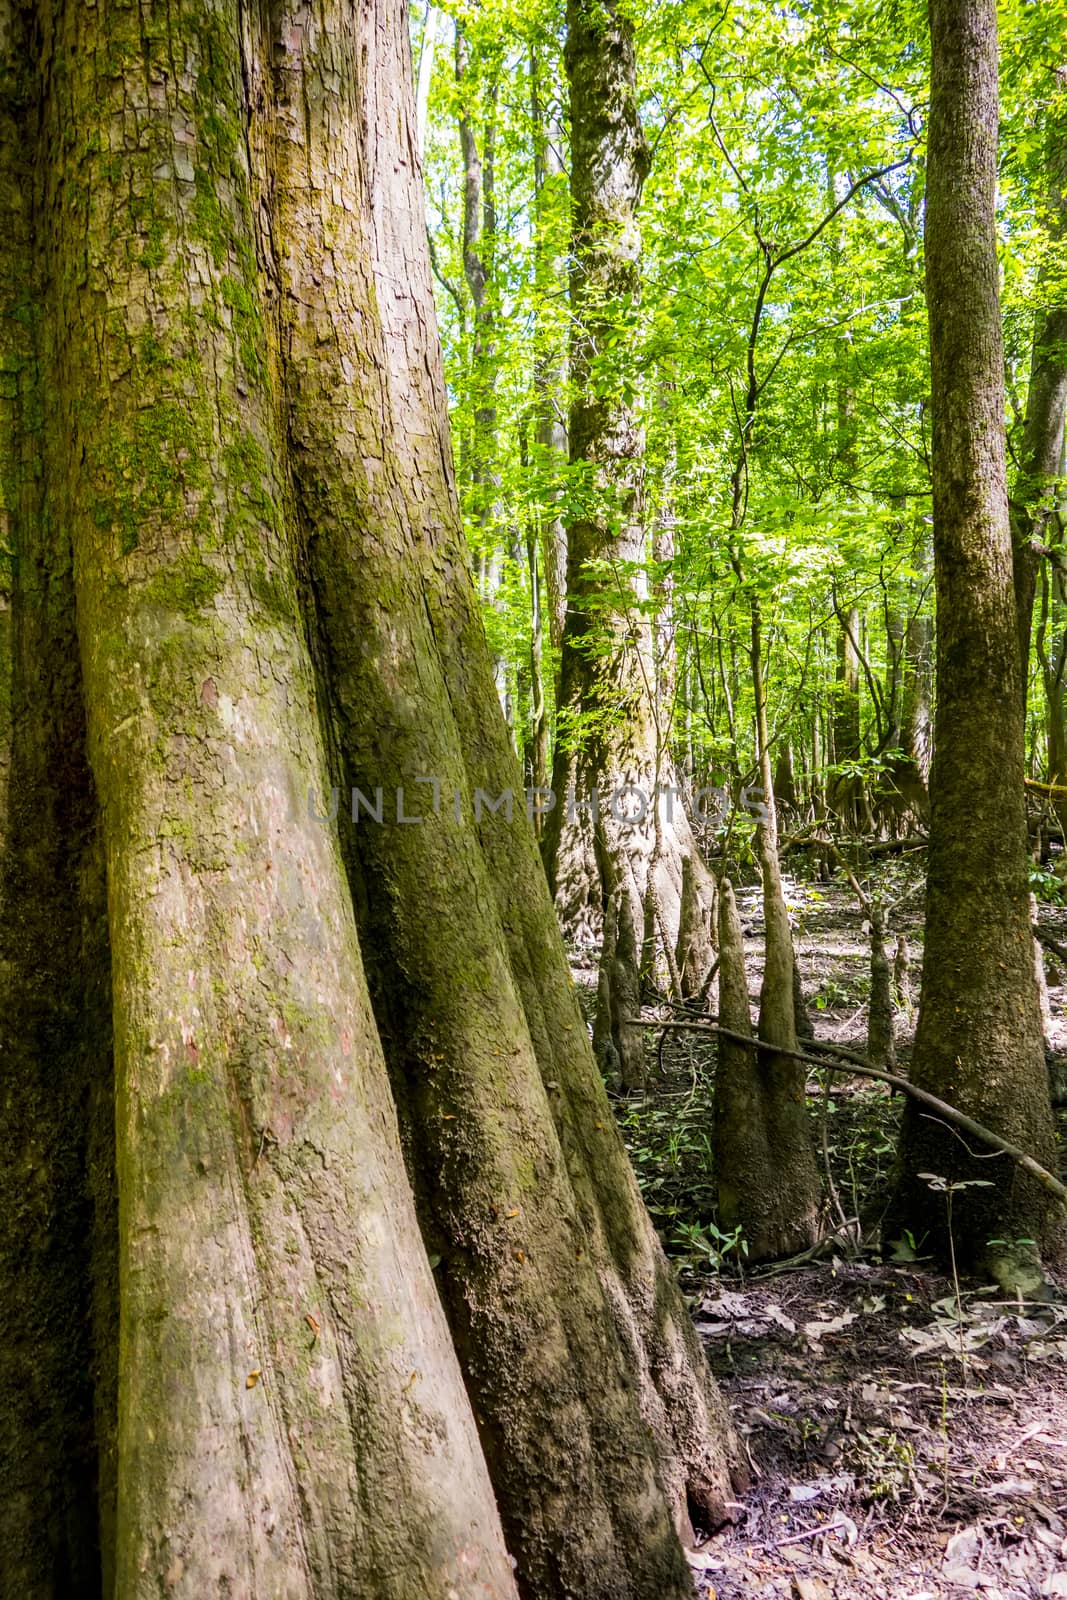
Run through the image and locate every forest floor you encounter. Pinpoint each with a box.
[580,867,1067,1600]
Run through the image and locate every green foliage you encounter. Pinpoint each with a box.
[671,1217,749,1276]
[419,0,1067,795]
[1029,864,1066,906]
[615,1081,720,1252]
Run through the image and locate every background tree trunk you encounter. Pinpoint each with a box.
[1012,67,1067,702]
[747,599,822,1259]
[530,47,569,658]
[867,903,897,1071]
[886,0,1058,1288]
[830,604,863,827]
[543,0,716,1071]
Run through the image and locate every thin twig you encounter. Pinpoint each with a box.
[769,1518,851,1548]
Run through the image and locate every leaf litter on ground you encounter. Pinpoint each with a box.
[689,1260,1067,1600]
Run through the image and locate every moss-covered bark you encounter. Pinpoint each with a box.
[887,0,1059,1287]
[1,2,519,1594]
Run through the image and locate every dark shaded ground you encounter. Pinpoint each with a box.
[693,1263,1067,1599]
[579,869,1067,1598]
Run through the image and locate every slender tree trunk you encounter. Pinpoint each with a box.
[830,604,863,827]
[885,603,904,739]
[1036,565,1067,838]
[774,741,798,812]
[887,0,1058,1289]
[713,878,761,1233]
[526,510,550,810]
[456,27,508,717]
[879,527,934,829]
[903,603,934,783]
[713,868,819,1258]
[744,600,821,1258]
[415,1,440,159]
[867,903,897,1071]
[1012,67,1067,701]
[530,48,569,656]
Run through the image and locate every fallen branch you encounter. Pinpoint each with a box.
[1026,777,1067,801]
[648,1019,1067,1205]
[769,1518,851,1549]
[865,834,928,857]
[1034,922,1067,966]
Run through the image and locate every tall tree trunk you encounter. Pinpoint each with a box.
[456,27,508,717]
[867,903,897,1071]
[881,552,933,831]
[1036,564,1067,838]
[543,0,716,1072]
[744,598,821,1258]
[530,47,569,656]
[887,0,1058,1289]
[1012,67,1067,703]
[415,1,440,159]
[525,503,550,810]
[900,534,934,792]
[0,0,746,1592]
[830,603,863,827]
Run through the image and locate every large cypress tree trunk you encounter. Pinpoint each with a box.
[542,0,716,1075]
[886,0,1058,1288]
[0,0,744,1593]
[0,3,502,1595]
